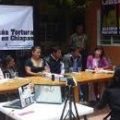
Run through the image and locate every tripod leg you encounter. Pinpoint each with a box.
[63,86,73,120]
[83,115,88,120]
[60,86,80,120]
[70,100,80,120]
[64,110,69,119]
[71,111,76,119]
[60,97,68,120]
[69,95,72,120]
[73,91,80,120]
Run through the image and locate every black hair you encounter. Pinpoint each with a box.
[109,65,120,88]
[31,46,41,52]
[75,24,85,33]
[70,47,80,53]
[2,55,14,69]
[50,46,61,54]
[93,46,105,59]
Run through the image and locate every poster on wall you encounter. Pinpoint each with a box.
[118,2,120,34]
[0,5,33,50]
[101,0,118,35]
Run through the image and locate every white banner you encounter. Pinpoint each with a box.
[0,5,33,50]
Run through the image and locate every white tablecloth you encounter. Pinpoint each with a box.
[0,101,94,120]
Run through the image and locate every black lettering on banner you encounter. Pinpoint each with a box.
[1,36,9,41]
[11,29,33,35]
[0,30,9,35]
[10,35,33,41]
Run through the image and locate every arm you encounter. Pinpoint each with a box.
[63,55,71,73]
[102,57,111,69]
[86,55,93,69]
[68,35,73,47]
[61,62,65,75]
[44,62,50,72]
[25,66,39,76]
[78,55,82,71]
[83,34,88,49]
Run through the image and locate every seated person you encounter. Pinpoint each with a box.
[2,55,17,78]
[63,47,88,102]
[96,65,120,120]
[87,47,110,70]
[63,47,82,72]
[45,46,65,74]
[45,47,66,101]
[86,47,111,101]
[25,46,49,76]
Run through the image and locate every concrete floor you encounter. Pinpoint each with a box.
[83,107,110,120]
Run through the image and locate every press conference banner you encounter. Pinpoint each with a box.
[0,5,33,50]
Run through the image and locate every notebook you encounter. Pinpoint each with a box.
[3,83,34,109]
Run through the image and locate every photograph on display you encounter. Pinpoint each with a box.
[3,83,34,109]
[19,83,34,107]
[118,3,120,34]
[101,0,118,35]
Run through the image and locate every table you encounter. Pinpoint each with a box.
[0,77,65,93]
[0,72,112,120]
[0,101,94,120]
[0,72,113,101]
[73,71,113,83]
[71,72,113,101]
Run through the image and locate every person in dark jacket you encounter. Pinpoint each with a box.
[45,46,65,74]
[63,47,82,73]
[96,65,120,120]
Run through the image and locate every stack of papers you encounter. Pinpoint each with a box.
[96,69,114,74]
[85,69,114,74]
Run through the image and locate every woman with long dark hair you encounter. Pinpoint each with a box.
[87,47,111,101]
[87,46,110,70]
[97,65,120,120]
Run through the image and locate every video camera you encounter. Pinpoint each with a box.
[64,75,77,87]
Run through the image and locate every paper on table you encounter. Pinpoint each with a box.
[95,69,114,74]
[85,69,114,74]
[0,79,10,84]
[44,72,64,80]
[85,69,95,73]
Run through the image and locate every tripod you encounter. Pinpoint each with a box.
[60,85,80,120]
